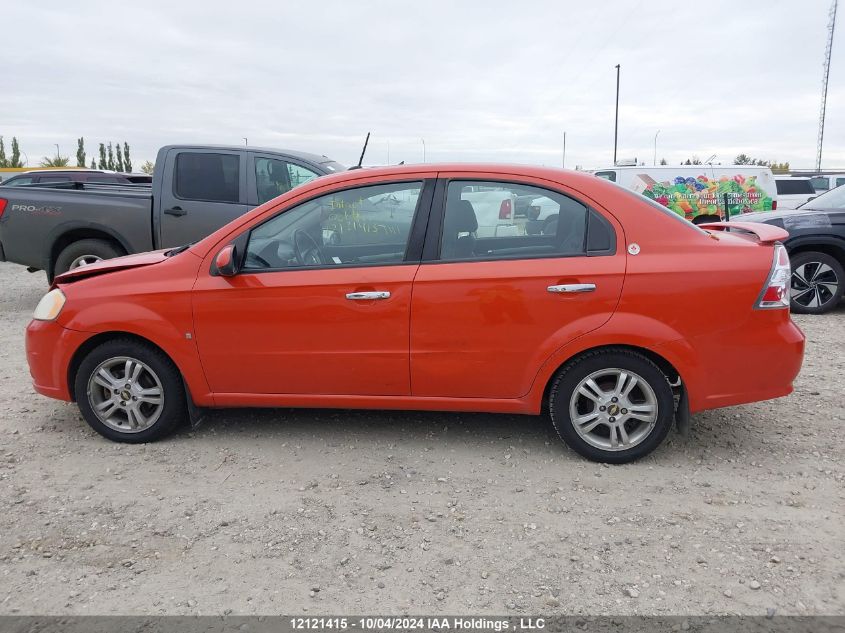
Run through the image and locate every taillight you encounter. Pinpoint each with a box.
[772,200,777,210]
[528,205,541,220]
[0,198,7,218]
[756,243,790,309]
[499,198,512,220]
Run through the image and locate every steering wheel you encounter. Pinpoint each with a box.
[292,230,325,266]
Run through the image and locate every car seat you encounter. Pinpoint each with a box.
[442,199,478,259]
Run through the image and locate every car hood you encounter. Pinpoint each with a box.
[54,249,171,284]
[736,208,835,223]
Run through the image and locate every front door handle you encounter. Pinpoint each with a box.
[346,291,391,300]
[547,283,596,294]
[164,206,187,217]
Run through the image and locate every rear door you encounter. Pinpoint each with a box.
[410,174,625,399]
[157,148,249,248]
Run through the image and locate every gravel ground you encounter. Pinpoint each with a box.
[0,260,842,616]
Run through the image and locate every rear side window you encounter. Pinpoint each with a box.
[809,176,830,191]
[175,152,240,203]
[439,180,589,261]
[836,178,845,187]
[38,176,71,183]
[595,170,617,182]
[776,179,814,195]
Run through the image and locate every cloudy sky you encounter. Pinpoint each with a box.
[3,0,844,170]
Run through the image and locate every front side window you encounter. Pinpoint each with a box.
[439,181,588,260]
[174,152,239,203]
[810,176,830,191]
[244,181,422,271]
[5,177,33,186]
[255,158,320,204]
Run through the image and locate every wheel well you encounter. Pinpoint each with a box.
[541,344,682,411]
[49,229,126,279]
[788,242,845,268]
[67,331,175,402]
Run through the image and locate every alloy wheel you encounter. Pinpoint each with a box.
[70,254,103,269]
[87,356,165,433]
[568,368,659,451]
[791,261,839,310]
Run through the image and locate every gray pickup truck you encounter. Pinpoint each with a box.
[0,144,344,280]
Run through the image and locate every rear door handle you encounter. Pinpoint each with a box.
[164,206,187,217]
[547,283,596,294]
[346,291,391,300]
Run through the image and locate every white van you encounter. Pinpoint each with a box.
[774,177,816,210]
[593,165,777,222]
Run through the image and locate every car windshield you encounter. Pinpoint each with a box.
[801,184,845,210]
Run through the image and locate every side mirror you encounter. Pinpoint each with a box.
[215,244,239,277]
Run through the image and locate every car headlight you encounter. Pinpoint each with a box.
[33,289,66,321]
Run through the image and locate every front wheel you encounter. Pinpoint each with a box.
[548,349,675,463]
[54,239,123,278]
[790,251,844,314]
[74,339,187,443]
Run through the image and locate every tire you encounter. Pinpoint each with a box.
[54,239,123,277]
[548,348,674,464]
[789,251,844,315]
[74,339,186,443]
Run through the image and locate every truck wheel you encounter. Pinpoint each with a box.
[74,338,187,443]
[54,239,124,277]
[790,251,844,314]
[548,348,674,464]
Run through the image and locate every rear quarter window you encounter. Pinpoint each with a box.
[776,179,815,195]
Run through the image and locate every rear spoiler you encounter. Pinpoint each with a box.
[698,221,788,245]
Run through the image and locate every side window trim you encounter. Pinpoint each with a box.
[238,178,435,274]
[423,177,611,264]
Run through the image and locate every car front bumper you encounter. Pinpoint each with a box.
[25,319,92,401]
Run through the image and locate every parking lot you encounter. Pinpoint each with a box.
[0,260,842,615]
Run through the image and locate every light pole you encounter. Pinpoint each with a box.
[243,137,248,147]
[387,140,390,164]
[55,144,60,159]
[613,64,620,166]
[421,138,426,163]
[653,130,660,166]
[562,131,567,168]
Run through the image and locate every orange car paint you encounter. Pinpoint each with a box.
[25,164,804,418]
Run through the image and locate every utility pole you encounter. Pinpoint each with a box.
[55,144,60,159]
[817,0,838,171]
[653,130,660,166]
[243,137,248,147]
[562,132,567,169]
[421,138,426,163]
[613,64,620,166]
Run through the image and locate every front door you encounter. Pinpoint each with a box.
[192,179,430,396]
[157,148,250,248]
[410,177,626,399]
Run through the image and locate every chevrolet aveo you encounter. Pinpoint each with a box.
[25,165,805,463]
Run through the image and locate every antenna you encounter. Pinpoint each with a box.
[352,132,370,170]
[817,0,838,171]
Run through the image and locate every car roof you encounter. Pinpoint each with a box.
[776,175,810,180]
[159,144,338,165]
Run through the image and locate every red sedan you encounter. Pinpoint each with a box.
[25,164,805,463]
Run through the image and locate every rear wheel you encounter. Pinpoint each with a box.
[548,349,674,463]
[74,339,186,443]
[790,251,844,314]
[54,239,123,277]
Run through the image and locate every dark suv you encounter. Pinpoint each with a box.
[741,185,845,314]
[0,170,150,187]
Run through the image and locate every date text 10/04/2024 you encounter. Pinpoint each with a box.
[290,617,547,631]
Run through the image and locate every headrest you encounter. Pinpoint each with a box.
[445,199,478,233]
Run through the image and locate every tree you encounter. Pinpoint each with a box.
[98,143,107,169]
[659,157,667,165]
[40,155,71,167]
[76,137,86,167]
[140,160,155,175]
[0,137,6,168]
[10,137,23,167]
[735,153,752,165]
[123,142,132,172]
[769,161,790,174]
[106,143,115,170]
[90,158,97,170]
[115,141,124,172]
